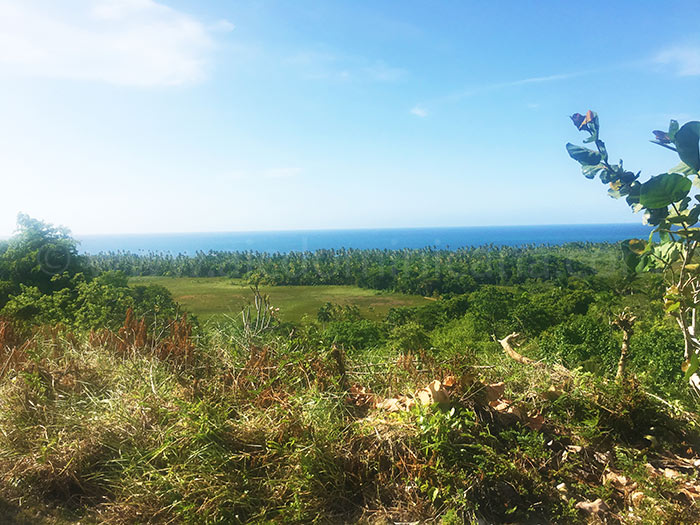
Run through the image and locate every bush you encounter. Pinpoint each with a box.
[468,286,517,335]
[2,271,181,331]
[631,324,685,391]
[431,313,491,357]
[388,321,431,352]
[537,315,620,374]
[385,293,470,332]
[323,319,385,350]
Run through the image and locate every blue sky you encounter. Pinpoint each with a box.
[1,0,700,235]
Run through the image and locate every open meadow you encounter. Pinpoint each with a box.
[128,276,431,322]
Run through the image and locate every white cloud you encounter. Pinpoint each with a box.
[410,105,428,118]
[0,0,232,86]
[655,45,700,76]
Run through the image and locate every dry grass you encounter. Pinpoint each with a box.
[89,308,196,366]
[0,316,699,524]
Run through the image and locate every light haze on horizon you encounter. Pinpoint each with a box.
[1,0,700,236]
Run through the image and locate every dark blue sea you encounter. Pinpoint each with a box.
[75,223,651,255]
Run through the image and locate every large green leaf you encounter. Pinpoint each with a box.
[640,173,692,209]
[627,238,647,254]
[620,240,642,272]
[595,140,608,162]
[620,238,653,273]
[684,351,700,382]
[669,161,696,176]
[581,164,606,180]
[625,181,641,207]
[655,241,681,265]
[566,143,601,166]
[666,204,700,226]
[674,121,700,173]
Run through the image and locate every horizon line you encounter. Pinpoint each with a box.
[0,221,647,240]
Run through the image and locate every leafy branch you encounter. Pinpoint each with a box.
[567,111,700,389]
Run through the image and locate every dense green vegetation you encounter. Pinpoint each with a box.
[89,244,594,295]
[2,214,700,524]
[0,216,181,331]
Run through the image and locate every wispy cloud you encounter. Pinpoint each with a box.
[508,72,583,86]
[655,44,700,76]
[0,0,233,87]
[411,69,589,116]
[447,71,588,101]
[410,105,429,118]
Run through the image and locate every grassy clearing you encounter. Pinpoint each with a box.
[129,276,429,322]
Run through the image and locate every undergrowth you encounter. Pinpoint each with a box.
[1,315,700,524]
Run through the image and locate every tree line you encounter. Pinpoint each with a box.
[87,244,599,296]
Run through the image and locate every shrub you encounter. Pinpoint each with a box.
[323,319,385,350]
[630,324,685,391]
[537,315,620,374]
[431,313,490,357]
[388,321,431,352]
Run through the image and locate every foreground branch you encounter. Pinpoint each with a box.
[493,332,542,366]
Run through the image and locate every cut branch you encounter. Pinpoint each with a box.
[493,332,542,366]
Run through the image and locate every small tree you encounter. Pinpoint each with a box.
[567,111,700,391]
[0,213,87,300]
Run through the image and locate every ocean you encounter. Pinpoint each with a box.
[75,223,651,255]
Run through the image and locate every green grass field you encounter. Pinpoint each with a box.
[129,276,430,322]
